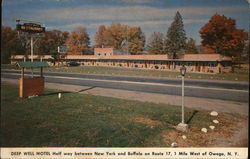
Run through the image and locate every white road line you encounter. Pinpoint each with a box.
[2,72,248,93]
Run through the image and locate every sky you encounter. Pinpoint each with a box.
[2,0,249,46]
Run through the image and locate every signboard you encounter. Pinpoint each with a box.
[58,45,68,54]
[16,23,45,33]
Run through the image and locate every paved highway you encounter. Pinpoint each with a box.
[2,70,249,103]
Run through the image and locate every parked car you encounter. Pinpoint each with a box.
[67,61,80,66]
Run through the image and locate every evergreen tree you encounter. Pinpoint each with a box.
[147,32,164,54]
[165,11,187,58]
[186,38,198,54]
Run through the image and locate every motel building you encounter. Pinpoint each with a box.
[11,47,232,74]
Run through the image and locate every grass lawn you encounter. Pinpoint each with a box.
[1,84,215,147]
[1,64,248,81]
[1,83,245,147]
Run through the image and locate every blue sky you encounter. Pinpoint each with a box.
[2,0,249,46]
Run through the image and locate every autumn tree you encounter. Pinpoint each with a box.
[199,14,248,58]
[94,23,145,54]
[127,27,145,54]
[147,32,164,54]
[37,30,69,55]
[102,23,126,49]
[185,38,198,54]
[1,26,24,64]
[65,27,90,55]
[165,11,187,58]
[95,25,107,48]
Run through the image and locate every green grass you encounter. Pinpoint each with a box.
[44,66,248,81]
[2,64,248,81]
[1,83,214,147]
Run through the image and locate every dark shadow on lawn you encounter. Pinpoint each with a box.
[186,110,199,124]
[40,86,97,96]
[77,86,96,93]
[40,91,72,96]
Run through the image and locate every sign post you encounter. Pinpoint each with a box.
[16,20,45,76]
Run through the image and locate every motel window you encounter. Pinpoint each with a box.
[179,62,184,66]
[220,62,230,67]
[209,63,216,67]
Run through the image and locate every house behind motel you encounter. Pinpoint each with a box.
[11,48,232,73]
[94,47,131,56]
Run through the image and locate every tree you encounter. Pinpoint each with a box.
[102,23,126,49]
[242,43,249,62]
[165,11,187,58]
[127,27,145,55]
[147,32,164,54]
[94,25,107,48]
[65,27,90,55]
[1,26,24,64]
[37,30,69,55]
[94,23,145,54]
[199,14,248,58]
[185,38,198,54]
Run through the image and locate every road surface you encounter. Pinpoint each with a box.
[1,70,248,103]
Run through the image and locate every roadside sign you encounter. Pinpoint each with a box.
[58,45,68,54]
[16,23,45,33]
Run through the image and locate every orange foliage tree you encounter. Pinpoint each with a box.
[1,26,24,64]
[94,23,145,55]
[65,27,90,55]
[94,25,106,48]
[199,14,248,58]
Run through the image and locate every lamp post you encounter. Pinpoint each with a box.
[177,65,188,132]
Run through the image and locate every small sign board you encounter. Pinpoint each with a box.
[16,23,45,33]
[58,45,68,54]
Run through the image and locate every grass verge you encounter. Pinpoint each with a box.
[1,83,246,147]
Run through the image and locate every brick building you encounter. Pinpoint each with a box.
[94,47,131,56]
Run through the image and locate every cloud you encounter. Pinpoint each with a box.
[50,18,208,31]
[118,0,154,4]
[36,5,247,23]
